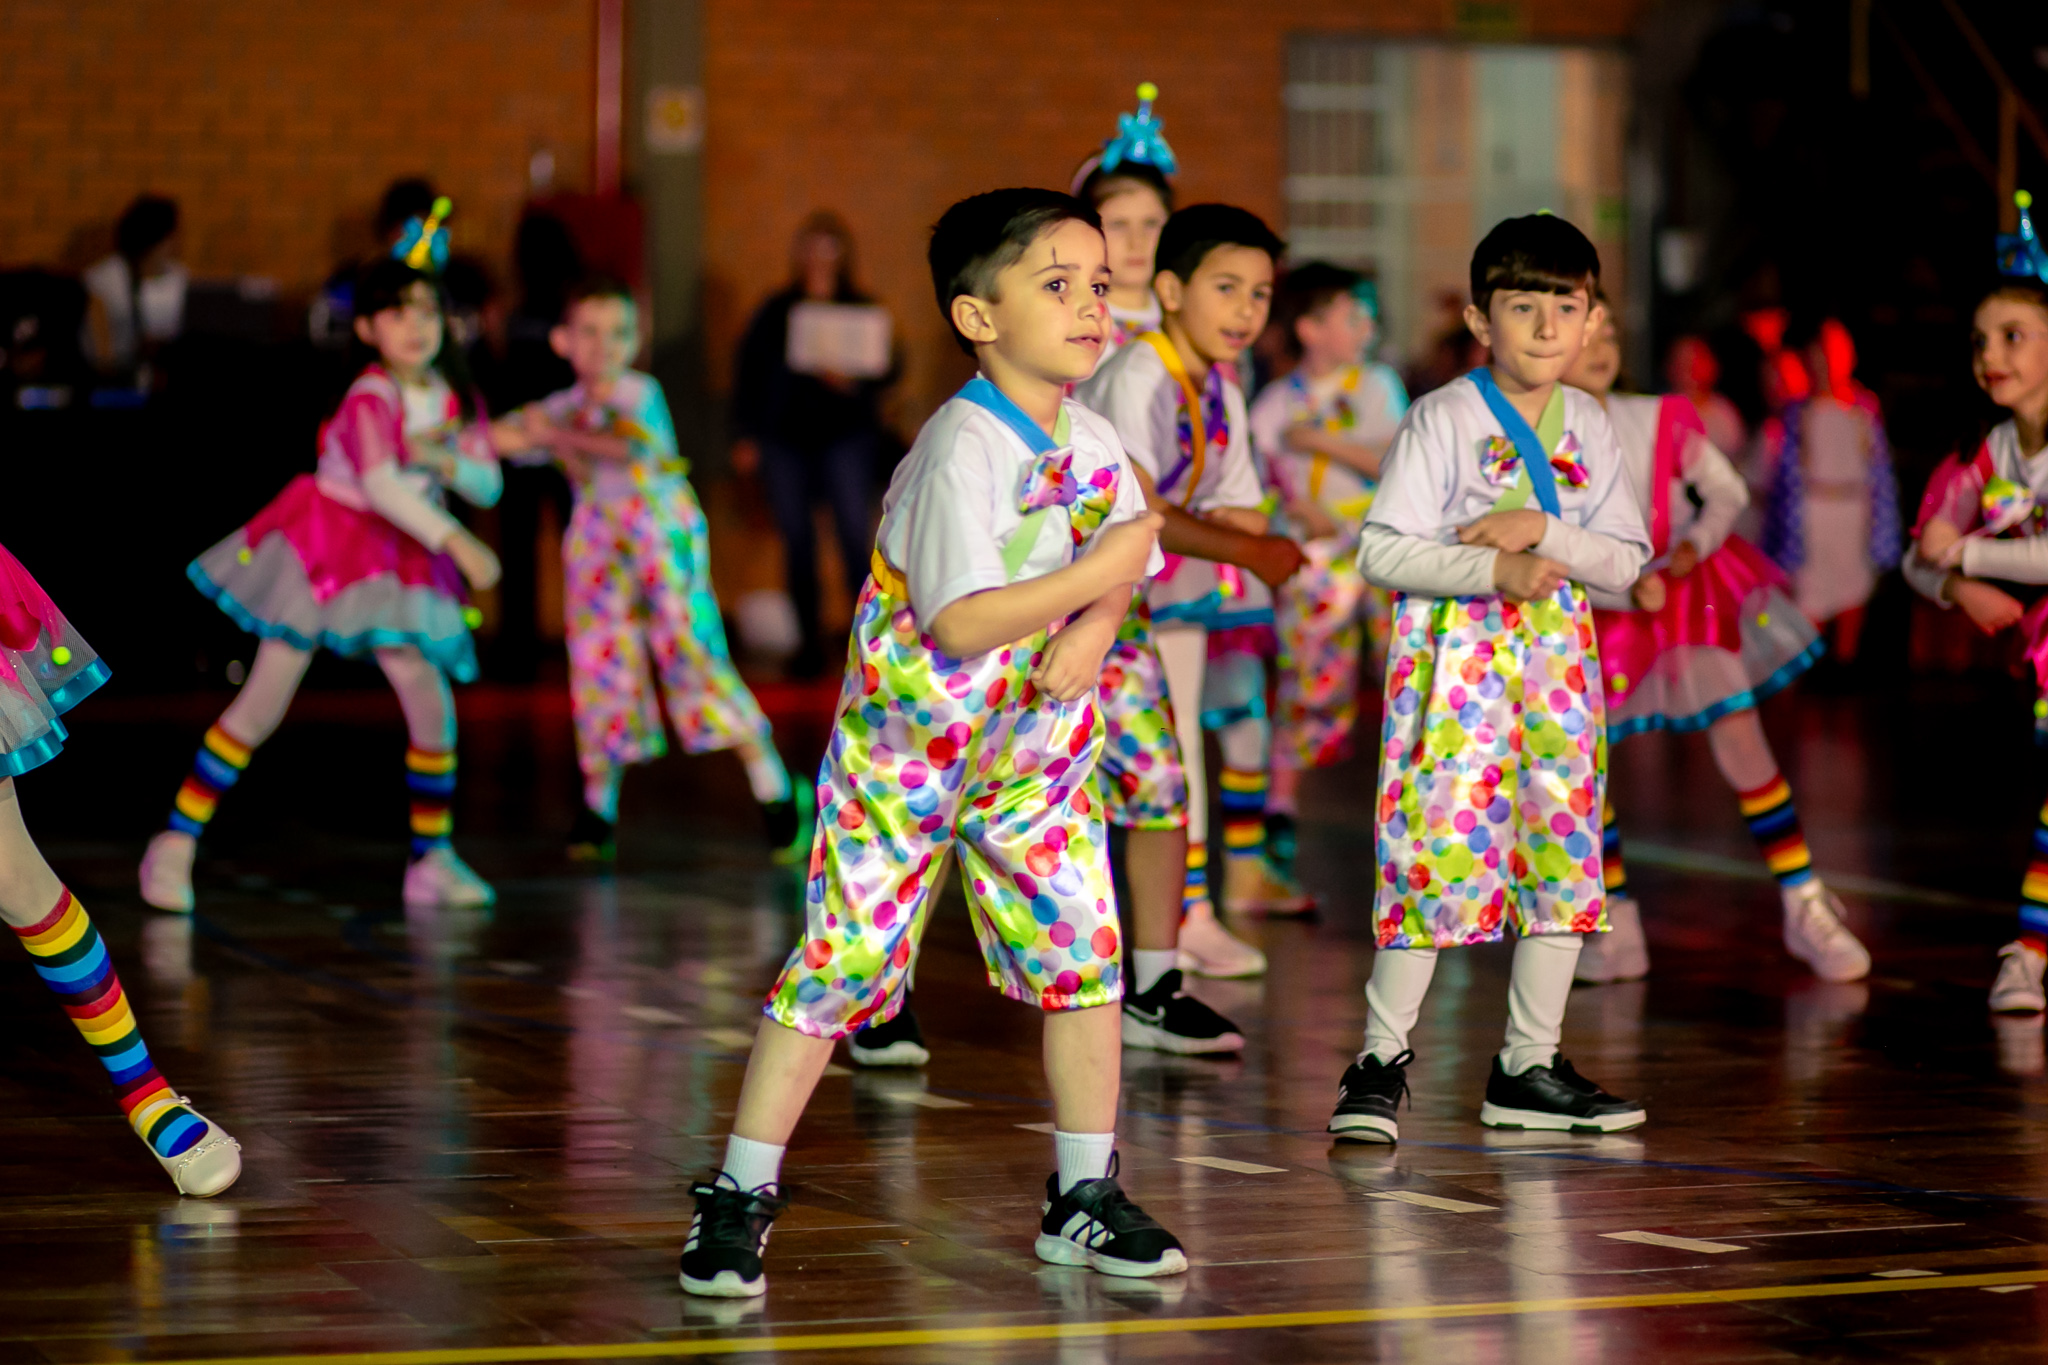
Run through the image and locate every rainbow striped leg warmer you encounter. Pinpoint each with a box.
[169,724,253,837]
[1182,841,1210,916]
[1737,775,1813,888]
[1601,793,1628,899]
[406,746,457,858]
[13,889,205,1157]
[1219,767,1269,864]
[2018,796,2048,951]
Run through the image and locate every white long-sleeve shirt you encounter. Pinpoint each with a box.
[1906,421,2048,603]
[1584,392,1748,609]
[1358,374,1649,599]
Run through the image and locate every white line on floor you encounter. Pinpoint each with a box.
[699,1027,758,1049]
[1014,1122,1058,1134]
[1368,1191,1499,1213]
[1872,1269,1942,1278]
[1982,1284,2037,1293]
[1602,1231,1744,1254]
[1733,1222,1965,1239]
[879,1091,971,1109]
[1174,1156,1287,1175]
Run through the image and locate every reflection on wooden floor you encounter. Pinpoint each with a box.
[4,675,2048,1363]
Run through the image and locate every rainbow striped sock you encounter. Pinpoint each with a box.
[1738,775,1813,888]
[13,889,205,1158]
[168,723,252,837]
[2018,796,2048,950]
[1219,767,1269,864]
[406,746,456,858]
[1601,793,1628,899]
[1182,841,1210,915]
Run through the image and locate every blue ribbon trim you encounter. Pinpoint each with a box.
[188,561,479,684]
[1607,636,1825,744]
[957,376,1060,456]
[1467,368,1562,517]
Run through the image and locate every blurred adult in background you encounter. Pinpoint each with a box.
[82,194,186,385]
[731,212,897,677]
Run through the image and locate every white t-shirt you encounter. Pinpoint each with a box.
[876,393,1161,627]
[1091,296,1164,376]
[1359,375,1649,599]
[81,254,187,370]
[1248,362,1408,528]
[1072,338,1263,512]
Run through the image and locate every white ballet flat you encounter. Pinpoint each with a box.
[154,1105,242,1198]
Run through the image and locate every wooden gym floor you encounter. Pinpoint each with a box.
[2,669,2046,1363]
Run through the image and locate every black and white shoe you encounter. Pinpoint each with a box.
[1120,969,1245,1055]
[1478,1054,1646,1132]
[678,1174,787,1298]
[1035,1155,1188,1278]
[848,1004,931,1067]
[1326,1049,1412,1143]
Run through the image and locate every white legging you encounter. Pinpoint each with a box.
[219,638,454,752]
[1363,935,1585,1076]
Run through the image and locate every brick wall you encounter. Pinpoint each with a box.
[0,0,592,292]
[701,0,1644,434]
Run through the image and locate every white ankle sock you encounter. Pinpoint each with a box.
[1500,934,1584,1075]
[720,1134,785,1193]
[1360,945,1438,1063]
[1132,949,1176,994]
[742,747,792,804]
[1055,1130,1115,1192]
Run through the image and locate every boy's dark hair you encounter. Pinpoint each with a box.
[1275,261,1366,359]
[1077,162,1176,215]
[376,177,440,240]
[562,274,636,321]
[1982,274,2048,320]
[352,256,477,419]
[928,188,1101,355]
[115,195,179,264]
[1469,213,1600,312]
[1154,204,1285,284]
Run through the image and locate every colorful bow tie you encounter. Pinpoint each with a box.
[1982,474,2038,536]
[1480,433,1590,490]
[1018,448,1115,513]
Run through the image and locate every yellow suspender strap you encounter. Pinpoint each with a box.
[869,548,909,600]
[1308,455,1329,502]
[1136,331,1206,507]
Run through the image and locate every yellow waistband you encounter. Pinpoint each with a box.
[870,548,909,600]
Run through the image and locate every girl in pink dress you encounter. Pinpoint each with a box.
[139,255,504,913]
[1565,312,1870,985]
[0,545,241,1195]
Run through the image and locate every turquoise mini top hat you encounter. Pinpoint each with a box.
[1101,81,1177,177]
[1998,190,2048,284]
[393,196,453,274]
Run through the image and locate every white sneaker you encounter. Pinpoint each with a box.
[154,1104,242,1197]
[403,847,497,909]
[1781,881,1870,983]
[139,831,196,914]
[1990,940,2048,1014]
[1576,895,1649,982]
[1175,898,1266,979]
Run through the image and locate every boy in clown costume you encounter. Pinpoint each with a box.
[679,188,1187,1298]
[1249,262,1409,869]
[492,280,801,863]
[1325,214,1652,1143]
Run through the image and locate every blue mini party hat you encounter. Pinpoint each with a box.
[1100,82,1177,177]
[394,196,453,274]
[1997,190,2048,284]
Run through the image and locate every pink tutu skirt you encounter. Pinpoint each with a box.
[0,543,109,777]
[188,474,477,682]
[1594,535,1821,742]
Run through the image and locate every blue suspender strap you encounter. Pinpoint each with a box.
[958,375,1060,456]
[1466,367,1562,517]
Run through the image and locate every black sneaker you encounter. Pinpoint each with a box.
[678,1174,788,1298]
[1264,812,1298,875]
[1327,1049,1413,1143]
[1035,1154,1188,1278]
[848,1003,930,1067]
[762,783,814,865]
[1120,969,1244,1055]
[566,807,616,863]
[1479,1054,1646,1132]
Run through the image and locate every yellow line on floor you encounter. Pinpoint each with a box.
[154,1268,2048,1365]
